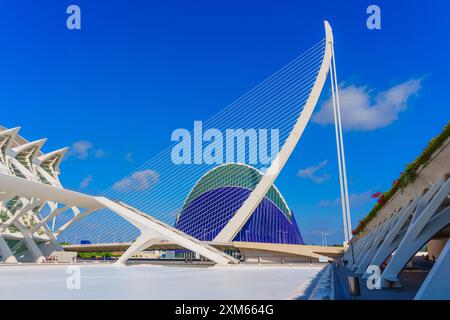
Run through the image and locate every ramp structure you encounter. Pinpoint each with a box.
[344,175,450,299]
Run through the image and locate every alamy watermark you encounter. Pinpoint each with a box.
[366,265,382,290]
[366,5,381,30]
[66,266,81,290]
[171,121,281,173]
[67,5,81,30]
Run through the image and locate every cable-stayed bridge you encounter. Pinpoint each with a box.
[60,21,336,246]
[0,21,346,266]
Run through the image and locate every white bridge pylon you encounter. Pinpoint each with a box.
[214,21,335,242]
[0,172,237,265]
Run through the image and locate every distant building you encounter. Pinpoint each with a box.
[132,251,161,260]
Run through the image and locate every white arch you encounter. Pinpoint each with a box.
[214,21,334,242]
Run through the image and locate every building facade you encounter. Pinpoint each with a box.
[0,126,73,263]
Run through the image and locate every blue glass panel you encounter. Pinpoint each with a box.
[176,186,303,244]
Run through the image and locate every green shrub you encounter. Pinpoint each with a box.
[354,121,450,235]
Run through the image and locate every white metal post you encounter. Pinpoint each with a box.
[330,41,353,243]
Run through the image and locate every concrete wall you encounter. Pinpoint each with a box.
[240,248,319,264]
[428,239,448,260]
[51,251,77,263]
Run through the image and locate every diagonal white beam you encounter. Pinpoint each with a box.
[355,216,398,274]
[54,208,97,236]
[0,172,99,209]
[0,199,41,232]
[364,194,423,275]
[30,205,71,234]
[97,197,237,265]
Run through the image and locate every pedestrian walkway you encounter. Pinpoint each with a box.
[333,257,434,300]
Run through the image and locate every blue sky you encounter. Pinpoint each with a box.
[1,1,449,244]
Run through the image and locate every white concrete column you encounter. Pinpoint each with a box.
[14,223,46,263]
[30,212,63,252]
[116,234,162,265]
[350,230,378,270]
[365,196,422,277]
[355,219,393,274]
[0,234,18,263]
[381,206,450,287]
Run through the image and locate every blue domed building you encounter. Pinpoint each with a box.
[175,164,304,244]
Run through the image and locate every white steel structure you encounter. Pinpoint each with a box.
[329,43,353,243]
[0,126,236,265]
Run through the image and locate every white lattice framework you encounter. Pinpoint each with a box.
[0,126,73,263]
[0,126,238,265]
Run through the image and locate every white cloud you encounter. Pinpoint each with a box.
[95,149,107,159]
[297,160,331,184]
[113,170,160,192]
[313,79,422,131]
[125,152,134,163]
[80,175,93,189]
[67,140,107,160]
[319,190,373,208]
[67,140,93,160]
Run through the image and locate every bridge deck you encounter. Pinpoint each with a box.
[64,241,344,260]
